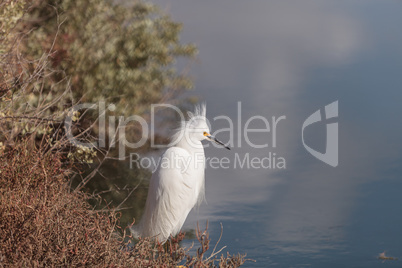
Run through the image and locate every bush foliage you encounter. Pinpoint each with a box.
[22,0,197,116]
[0,1,247,267]
[0,142,247,266]
[0,142,125,266]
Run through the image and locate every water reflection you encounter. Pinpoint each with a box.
[171,0,364,245]
[152,0,402,266]
[117,0,402,266]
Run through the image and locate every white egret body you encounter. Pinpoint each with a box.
[132,104,229,242]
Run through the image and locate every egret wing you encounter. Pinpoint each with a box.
[141,147,196,242]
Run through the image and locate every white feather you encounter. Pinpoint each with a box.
[132,104,208,243]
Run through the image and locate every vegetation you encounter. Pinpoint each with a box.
[20,0,197,116]
[0,0,247,266]
[0,141,247,266]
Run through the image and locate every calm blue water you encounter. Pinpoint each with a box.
[129,1,402,266]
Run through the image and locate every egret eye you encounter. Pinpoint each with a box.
[203,131,208,136]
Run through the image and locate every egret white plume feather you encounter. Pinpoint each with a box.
[131,103,228,243]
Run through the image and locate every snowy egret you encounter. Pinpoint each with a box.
[132,104,230,243]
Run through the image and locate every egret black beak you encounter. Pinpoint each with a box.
[204,132,230,150]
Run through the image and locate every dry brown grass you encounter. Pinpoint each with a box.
[0,140,126,266]
[0,140,247,267]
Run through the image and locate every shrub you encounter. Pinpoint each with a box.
[0,2,248,266]
[0,141,127,266]
[0,141,247,267]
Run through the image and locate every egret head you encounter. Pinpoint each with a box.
[187,116,210,141]
[184,104,230,150]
